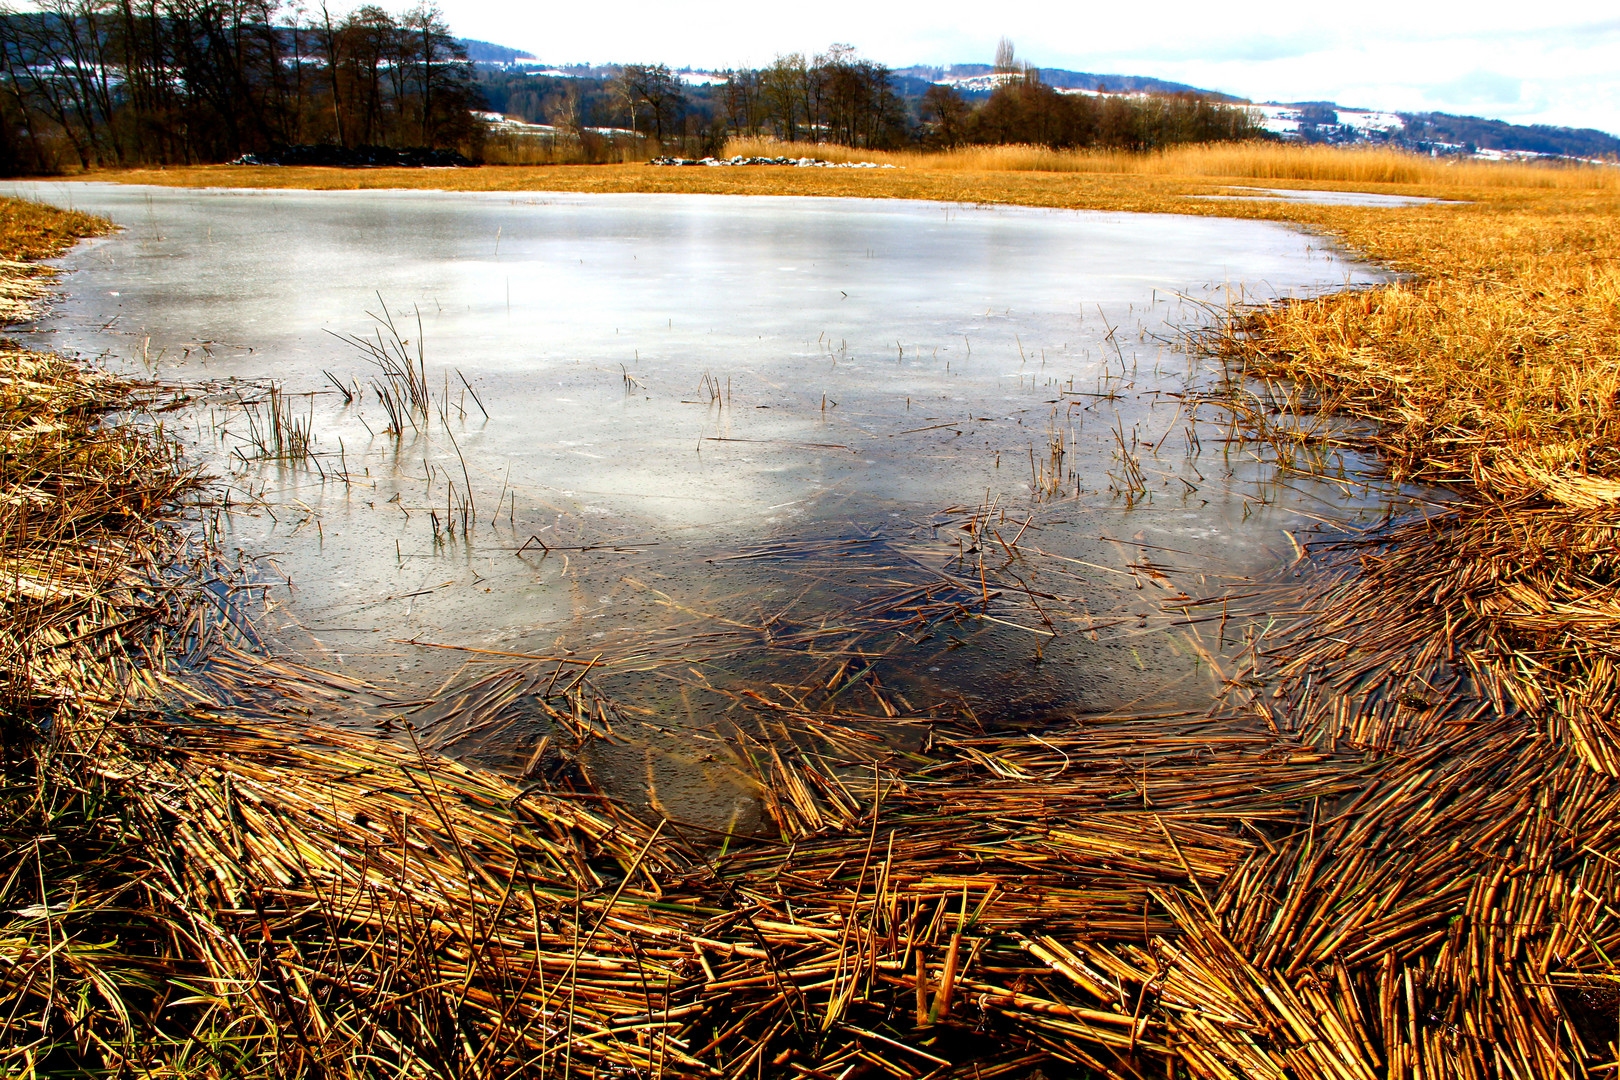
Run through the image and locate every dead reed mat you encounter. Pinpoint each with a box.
[2,156,1618,1078]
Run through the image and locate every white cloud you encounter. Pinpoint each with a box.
[1428,71,1523,109]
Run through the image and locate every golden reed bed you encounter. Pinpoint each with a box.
[2,144,1618,1077]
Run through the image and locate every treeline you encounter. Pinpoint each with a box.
[927,72,1260,151]
[0,0,480,174]
[2,14,1266,174]
[481,41,1263,161]
[714,42,1259,152]
[476,45,909,162]
[712,45,907,149]
[1398,112,1620,160]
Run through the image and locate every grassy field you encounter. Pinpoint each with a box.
[87,137,1620,206]
[5,144,1619,1077]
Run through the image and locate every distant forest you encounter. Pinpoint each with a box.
[0,1,480,173]
[0,12,1260,174]
[1397,113,1620,160]
[479,41,1263,162]
[1272,102,1620,159]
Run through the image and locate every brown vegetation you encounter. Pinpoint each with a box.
[4,146,1620,1076]
[1213,185,1620,762]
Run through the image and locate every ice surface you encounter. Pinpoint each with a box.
[5,183,1413,737]
[1186,186,1452,207]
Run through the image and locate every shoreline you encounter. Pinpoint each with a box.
[3,156,1616,1077]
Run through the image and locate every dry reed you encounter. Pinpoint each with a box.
[5,146,1620,1078]
[723,136,1620,190]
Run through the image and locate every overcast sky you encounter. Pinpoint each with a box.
[430,0,1620,135]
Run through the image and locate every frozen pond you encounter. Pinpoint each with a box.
[8,182,1412,819]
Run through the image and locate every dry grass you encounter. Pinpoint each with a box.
[479,129,653,166]
[82,143,1617,230]
[724,136,1620,189]
[0,198,111,259]
[1223,207,1620,485]
[1206,192,1620,766]
[7,145,1620,1077]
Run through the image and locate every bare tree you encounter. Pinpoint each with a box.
[921,84,970,147]
[760,53,807,142]
[402,3,467,146]
[543,83,582,140]
[0,0,482,170]
[811,44,902,148]
[994,36,1016,76]
[315,2,346,145]
[608,65,640,135]
[336,6,395,146]
[718,68,760,138]
[613,63,684,145]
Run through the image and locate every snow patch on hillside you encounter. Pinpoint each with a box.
[676,71,729,87]
[932,72,1023,93]
[1338,109,1404,132]
[1248,104,1404,138]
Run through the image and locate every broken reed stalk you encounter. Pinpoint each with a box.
[32,641,1618,1079]
[1202,192,1620,768]
[1185,186,1620,1074]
